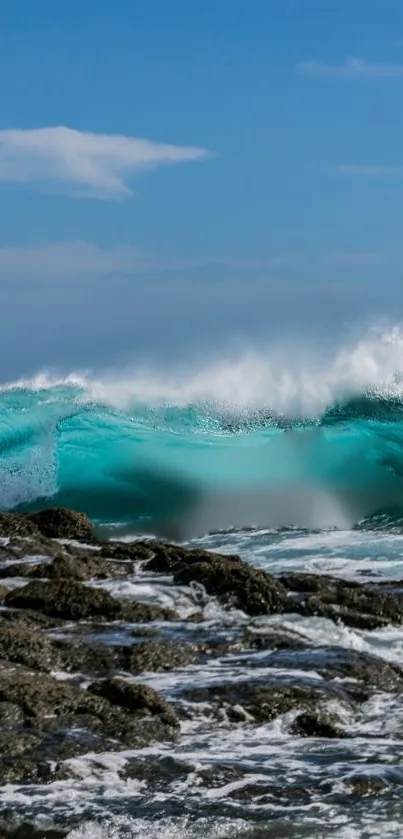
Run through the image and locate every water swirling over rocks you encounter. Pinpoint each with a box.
[0,509,402,837]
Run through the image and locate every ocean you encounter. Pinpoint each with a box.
[2,328,403,837]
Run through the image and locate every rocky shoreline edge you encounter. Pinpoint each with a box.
[0,508,403,836]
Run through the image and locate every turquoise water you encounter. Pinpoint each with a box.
[2,378,403,535]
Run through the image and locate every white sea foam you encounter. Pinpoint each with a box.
[4,325,403,417]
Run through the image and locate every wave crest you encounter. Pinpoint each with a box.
[3,327,403,534]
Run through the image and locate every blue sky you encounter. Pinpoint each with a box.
[1,0,403,376]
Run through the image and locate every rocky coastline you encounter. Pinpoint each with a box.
[0,508,403,835]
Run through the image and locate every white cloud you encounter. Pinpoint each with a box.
[0,126,211,199]
[338,164,403,177]
[295,57,403,78]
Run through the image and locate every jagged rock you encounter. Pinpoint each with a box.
[99,541,155,561]
[120,640,197,674]
[242,629,307,651]
[0,513,41,540]
[291,711,348,739]
[183,680,353,724]
[57,639,197,676]
[89,677,179,727]
[27,508,95,542]
[0,659,178,783]
[279,572,403,630]
[0,553,134,582]
[4,579,123,621]
[0,621,59,672]
[4,579,176,623]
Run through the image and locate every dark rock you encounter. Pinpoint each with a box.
[186,611,205,623]
[5,579,123,621]
[89,677,179,726]
[57,639,197,676]
[0,659,178,783]
[183,680,352,724]
[348,777,390,796]
[28,508,95,542]
[144,541,287,615]
[0,609,62,630]
[0,562,43,579]
[4,579,174,623]
[291,711,348,739]
[0,703,25,727]
[124,602,177,622]
[6,536,69,559]
[121,640,197,674]
[144,541,234,574]
[174,556,286,616]
[279,572,403,629]
[0,554,134,582]
[317,648,403,694]
[0,822,66,839]
[0,621,59,672]
[0,513,41,540]
[99,541,155,561]
[242,629,307,651]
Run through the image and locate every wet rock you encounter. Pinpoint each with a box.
[58,639,197,676]
[0,703,25,727]
[234,644,403,700]
[0,822,66,839]
[316,648,403,694]
[0,553,134,582]
[4,579,123,621]
[144,541,287,615]
[27,508,96,542]
[0,659,178,783]
[183,680,352,724]
[348,777,391,796]
[0,608,62,630]
[186,611,205,623]
[5,536,69,560]
[295,599,391,631]
[4,579,174,623]
[173,556,286,616]
[279,572,403,629]
[291,711,348,739]
[99,541,155,561]
[0,562,44,579]
[121,640,197,674]
[0,513,41,540]
[125,602,177,622]
[242,629,308,651]
[144,541,235,574]
[0,621,59,672]
[89,677,179,727]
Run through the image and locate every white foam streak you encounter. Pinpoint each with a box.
[3,325,403,417]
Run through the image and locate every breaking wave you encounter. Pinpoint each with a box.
[3,327,403,536]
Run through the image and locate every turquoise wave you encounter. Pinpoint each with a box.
[2,381,403,535]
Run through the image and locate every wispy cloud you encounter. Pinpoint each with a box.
[0,241,384,281]
[0,241,148,279]
[0,126,211,199]
[320,251,382,266]
[338,164,403,177]
[295,57,403,79]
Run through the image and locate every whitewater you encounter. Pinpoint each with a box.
[4,327,403,838]
[4,326,403,534]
